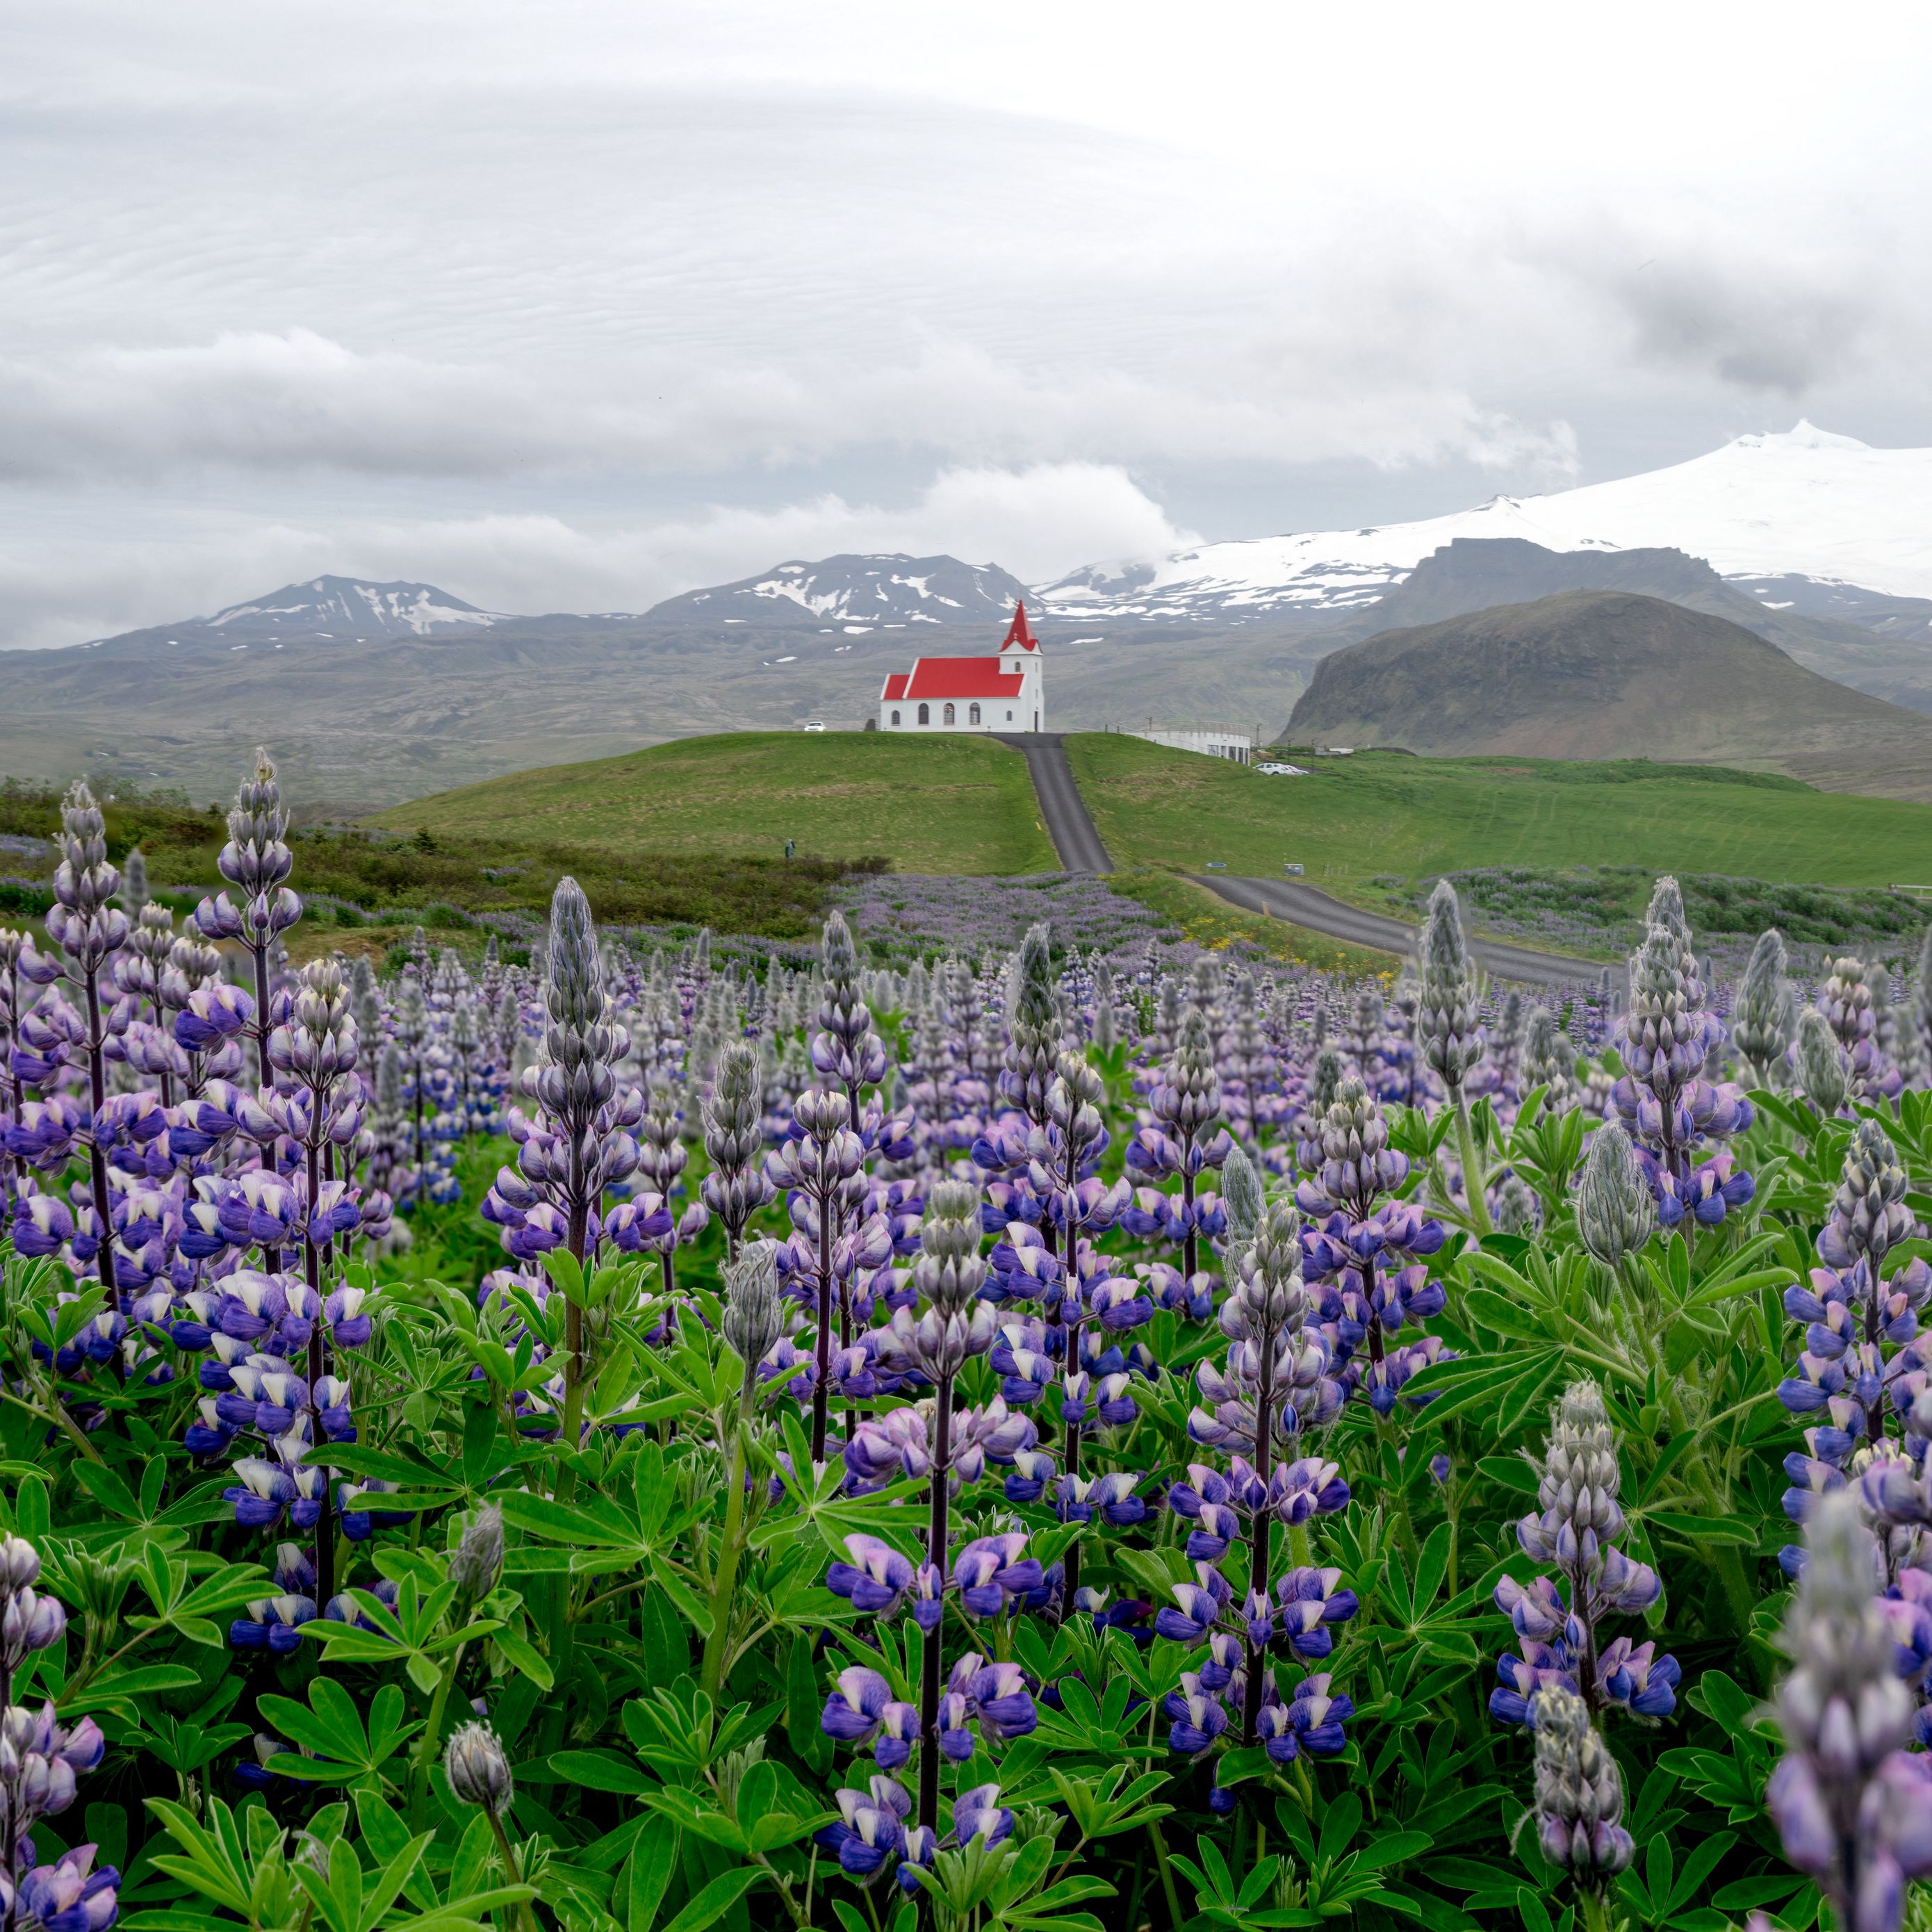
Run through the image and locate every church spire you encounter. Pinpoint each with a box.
[999,600,1039,653]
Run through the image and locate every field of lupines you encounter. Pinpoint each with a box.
[8,751,1932,1932]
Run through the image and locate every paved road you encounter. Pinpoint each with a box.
[994,733,1113,873]
[1195,874,1616,988]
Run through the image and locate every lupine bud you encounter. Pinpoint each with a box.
[1417,881,1483,1088]
[0,1535,42,1596]
[1914,923,1932,1075]
[444,1721,514,1812]
[914,1179,988,1324]
[1576,1122,1655,1268]
[1521,1008,1581,1114]
[1155,1006,1222,1136]
[120,846,149,916]
[702,1041,777,1242]
[47,782,128,974]
[1733,928,1794,1086]
[1530,1687,1633,1877]
[1001,922,1061,1120]
[722,1238,784,1366]
[1796,1009,1851,1118]
[1221,1145,1263,1263]
[450,1503,504,1606]
[1820,1119,1913,1271]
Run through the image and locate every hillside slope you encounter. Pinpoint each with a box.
[1287,591,1932,800]
[1067,735,1932,891]
[368,732,1058,876]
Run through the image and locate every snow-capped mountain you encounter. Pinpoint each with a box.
[1040,423,1932,623]
[192,577,509,643]
[643,553,1031,628]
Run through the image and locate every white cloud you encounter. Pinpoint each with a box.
[0,325,1580,484]
[0,0,1929,650]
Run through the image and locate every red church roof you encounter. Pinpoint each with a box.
[880,657,1024,702]
[999,601,1039,653]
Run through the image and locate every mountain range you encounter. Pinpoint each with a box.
[9,423,1932,808]
[1039,423,1932,621]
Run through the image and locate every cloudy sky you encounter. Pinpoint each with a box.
[3,0,1929,646]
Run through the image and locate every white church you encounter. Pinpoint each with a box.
[878,602,1045,734]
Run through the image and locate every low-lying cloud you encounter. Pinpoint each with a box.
[0,326,1580,486]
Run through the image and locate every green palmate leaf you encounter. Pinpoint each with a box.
[627,1827,681,1932]
[1475,1455,1540,1495]
[549,1747,656,1794]
[1644,1510,1758,1546]
[658,1867,764,1932]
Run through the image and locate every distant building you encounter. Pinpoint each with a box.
[878,603,1045,733]
[1129,727,1256,764]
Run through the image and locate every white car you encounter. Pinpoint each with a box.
[1254,761,1308,776]
[800,721,826,732]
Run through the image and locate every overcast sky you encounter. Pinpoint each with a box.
[3,0,1930,646]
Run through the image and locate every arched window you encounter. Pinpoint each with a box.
[943,702,956,724]
[968,702,981,724]
[890,709,901,726]
[917,703,929,724]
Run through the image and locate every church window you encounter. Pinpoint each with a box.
[969,702,981,723]
[943,702,956,723]
[890,710,901,726]
[917,703,929,724]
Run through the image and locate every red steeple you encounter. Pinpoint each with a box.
[999,600,1039,653]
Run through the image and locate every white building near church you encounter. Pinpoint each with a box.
[878,603,1045,734]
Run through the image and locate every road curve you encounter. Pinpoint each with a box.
[994,733,1113,874]
[1195,874,1617,990]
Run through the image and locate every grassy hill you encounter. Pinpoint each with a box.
[1069,734,1932,894]
[368,732,1057,876]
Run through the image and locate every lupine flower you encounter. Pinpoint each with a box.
[816,1776,912,1881]
[701,1042,777,1260]
[1492,1380,1678,1726]
[1610,878,1754,1228]
[1768,1489,1932,1932]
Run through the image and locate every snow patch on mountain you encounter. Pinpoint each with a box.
[201,577,506,640]
[1040,424,1932,620]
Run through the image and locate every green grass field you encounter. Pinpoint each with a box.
[370,732,1056,877]
[1070,736,1932,895]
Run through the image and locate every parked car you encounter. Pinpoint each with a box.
[800,721,826,732]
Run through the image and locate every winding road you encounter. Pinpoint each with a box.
[997,732,1610,986]
[994,733,1113,873]
[1193,874,1616,988]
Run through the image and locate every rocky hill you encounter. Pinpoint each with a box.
[1286,590,1932,801]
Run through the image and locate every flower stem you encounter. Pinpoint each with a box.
[1452,1092,1493,1236]
[698,1373,756,1700]
[409,1639,468,1830]
[484,1807,541,1932]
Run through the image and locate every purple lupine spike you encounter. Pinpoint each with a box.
[1493,1380,1678,1728]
